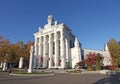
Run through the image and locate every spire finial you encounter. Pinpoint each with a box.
[74,37,80,47]
[47,15,53,25]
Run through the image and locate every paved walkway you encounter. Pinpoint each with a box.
[0,71,120,84]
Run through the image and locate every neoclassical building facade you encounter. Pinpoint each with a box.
[33,15,111,69]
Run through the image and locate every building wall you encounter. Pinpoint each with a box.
[83,48,111,66]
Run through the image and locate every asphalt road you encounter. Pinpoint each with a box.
[0,72,120,84]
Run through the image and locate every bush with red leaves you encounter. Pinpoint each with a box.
[85,53,96,66]
[107,65,116,70]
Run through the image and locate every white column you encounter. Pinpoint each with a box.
[43,36,47,68]
[19,57,23,68]
[48,34,53,68]
[34,38,38,56]
[66,39,71,68]
[28,46,34,73]
[33,56,36,68]
[54,32,59,68]
[2,61,7,71]
[61,32,66,69]
[38,37,42,68]
[68,40,72,68]
[66,39,69,62]
[33,38,37,68]
[0,62,3,68]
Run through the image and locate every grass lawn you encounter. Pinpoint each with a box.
[115,68,120,72]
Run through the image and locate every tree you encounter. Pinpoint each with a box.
[23,41,34,67]
[5,41,34,68]
[16,41,25,59]
[107,38,120,68]
[6,44,20,63]
[85,52,96,71]
[0,35,10,62]
[95,53,103,70]
[0,35,34,68]
[11,41,34,67]
[6,41,25,67]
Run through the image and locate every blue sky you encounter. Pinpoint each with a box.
[0,0,120,50]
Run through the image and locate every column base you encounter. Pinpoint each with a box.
[28,69,32,73]
[48,67,51,68]
[59,68,66,70]
[2,68,6,71]
[54,68,59,70]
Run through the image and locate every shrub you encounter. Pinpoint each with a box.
[95,54,103,70]
[66,62,71,69]
[107,65,116,70]
[85,53,96,71]
[87,65,94,71]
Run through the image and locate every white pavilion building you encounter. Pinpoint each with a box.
[32,15,111,69]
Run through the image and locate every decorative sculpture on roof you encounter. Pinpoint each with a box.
[47,15,53,25]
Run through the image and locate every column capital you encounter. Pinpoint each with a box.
[60,36,65,41]
[60,30,64,35]
[60,31,65,39]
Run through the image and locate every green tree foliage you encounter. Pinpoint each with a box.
[66,62,71,69]
[107,38,120,68]
[95,53,103,70]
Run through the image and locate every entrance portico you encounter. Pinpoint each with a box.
[33,15,73,69]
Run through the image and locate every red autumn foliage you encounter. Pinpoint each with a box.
[85,53,96,66]
[106,65,116,70]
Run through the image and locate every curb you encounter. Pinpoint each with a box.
[9,73,55,76]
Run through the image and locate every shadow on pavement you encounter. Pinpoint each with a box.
[0,72,52,82]
[94,73,120,84]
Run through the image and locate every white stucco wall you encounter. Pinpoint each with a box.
[83,49,111,66]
